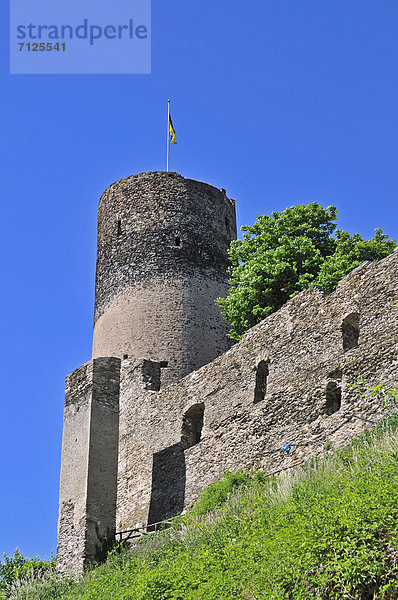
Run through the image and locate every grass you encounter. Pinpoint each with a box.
[5,414,398,599]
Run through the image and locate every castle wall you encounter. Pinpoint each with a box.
[57,358,120,574]
[116,251,398,531]
[92,172,236,385]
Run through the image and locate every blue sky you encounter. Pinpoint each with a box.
[0,0,397,560]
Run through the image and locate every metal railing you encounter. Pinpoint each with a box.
[115,518,173,544]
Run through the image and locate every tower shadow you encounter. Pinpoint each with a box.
[147,443,186,530]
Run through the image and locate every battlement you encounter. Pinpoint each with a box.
[102,171,236,208]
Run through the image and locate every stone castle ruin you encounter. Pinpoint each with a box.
[57,171,398,574]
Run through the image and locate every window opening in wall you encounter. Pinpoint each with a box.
[181,403,204,449]
[174,236,181,247]
[117,220,122,237]
[342,313,360,351]
[254,360,269,403]
[225,217,231,233]
[325,381,341,415]
[142,361,161,392]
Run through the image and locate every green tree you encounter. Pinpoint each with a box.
[217,203,396,340]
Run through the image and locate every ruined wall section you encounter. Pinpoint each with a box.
[57,358,120,574]
[92,172,237,385]
[57,362,92,574]
[116,251,398,529]
[116,358,184,531]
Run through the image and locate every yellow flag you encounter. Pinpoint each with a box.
[169,114,177,144]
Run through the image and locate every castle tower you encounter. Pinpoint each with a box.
[92,171,237,384]
[57,172,236,573]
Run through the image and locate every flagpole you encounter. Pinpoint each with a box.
[166,99,170,172]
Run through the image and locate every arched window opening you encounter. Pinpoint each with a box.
[181,403,204,450]
[254,360,269,404]
[325,381,341,415]
[117,220,122,237]
[342,313,360,351]
[174,236,181,247]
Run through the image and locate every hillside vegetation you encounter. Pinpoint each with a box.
[3,415,398,600]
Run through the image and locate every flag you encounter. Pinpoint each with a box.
[169,114,177,144]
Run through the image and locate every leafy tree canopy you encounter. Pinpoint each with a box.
[217,203,396,340]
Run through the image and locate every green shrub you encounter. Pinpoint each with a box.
[190,469,251,516]
[7,570,76,600]
[0,549,56,596]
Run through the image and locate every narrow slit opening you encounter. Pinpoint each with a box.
[181,403,204,449]
[325,381,341,415]
[342,313,360,351]
[254,360,269,403]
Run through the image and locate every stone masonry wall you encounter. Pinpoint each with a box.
[92,276,231,386]
[116,251,398,532]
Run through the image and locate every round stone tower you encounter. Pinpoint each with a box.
[92,171,237,385]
